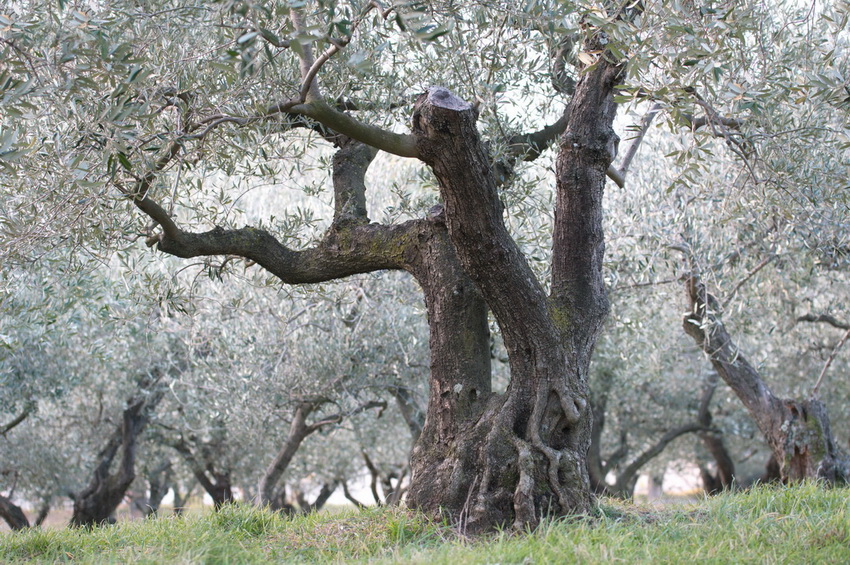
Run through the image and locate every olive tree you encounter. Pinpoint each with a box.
[4,0,850,531]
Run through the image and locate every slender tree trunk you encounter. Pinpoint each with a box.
[70,375,165,527]
[171,482,194,516]
[258,399,387,509]
[33,501,50,527]
[0,494,29,530]
[170,432,235,510]
[683,276,850,483]
[293,481,336,513]
[144,462,173,516]
[206,473,235,509]
[258,401,323,509]
[697,371,736,494]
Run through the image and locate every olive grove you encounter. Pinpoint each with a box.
[2,0,850,532]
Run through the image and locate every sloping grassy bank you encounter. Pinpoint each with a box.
[1,483,848,564]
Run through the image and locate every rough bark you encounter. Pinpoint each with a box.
[70,374,165,527]
[683,276,850,483]
[135,33,620,529]
[407,51,619,529]
[0,494,29,530]
[404,212,494,525]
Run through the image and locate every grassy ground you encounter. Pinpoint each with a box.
[1,483,848,564]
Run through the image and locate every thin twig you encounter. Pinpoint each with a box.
[611,103,662,184]
[797,313,850,330]
[298,2,377,102]
[721,254,776,309]
[812,327,850,397]
[0,408,31,436]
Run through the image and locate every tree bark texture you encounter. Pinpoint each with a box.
[0,494,29,530]
[407,54,619,530]
[684,276,850,483]
[70,376,165,527]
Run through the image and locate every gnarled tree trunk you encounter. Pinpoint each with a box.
[406,42,621,531]
[683,276,850,483]
[70,374,165,527]
[171,436,234,510]
[258,398,383,509]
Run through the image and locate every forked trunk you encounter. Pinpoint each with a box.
[407,44,620,531]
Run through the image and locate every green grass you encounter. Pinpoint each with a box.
[1,483,849,564]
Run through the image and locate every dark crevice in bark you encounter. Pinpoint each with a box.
[684,275,850,484]
[70,373,166,527]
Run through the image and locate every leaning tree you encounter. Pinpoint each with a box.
[3,0,848,530]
